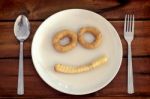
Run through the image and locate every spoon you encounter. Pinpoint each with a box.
[14,15,30,95]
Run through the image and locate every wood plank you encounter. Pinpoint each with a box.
[0,58,149,97]
[0,21,150,58]
[0,58,150,76]
[0,0,149,20]
[0,97,149,99]
[111,21,150,37]
[0,21,149,38]
[1,37,150,58]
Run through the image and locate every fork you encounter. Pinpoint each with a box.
[124,14,134,94]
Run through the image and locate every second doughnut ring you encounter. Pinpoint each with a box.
[78,27,102,49]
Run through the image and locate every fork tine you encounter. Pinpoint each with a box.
[127,15,130,32]
[129,15,132,32]
[124,15,127,33]
[132,15,134,33]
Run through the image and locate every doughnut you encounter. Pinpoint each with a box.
[54,55,108,74]
[52,30,77,52]
[78,27,102,49]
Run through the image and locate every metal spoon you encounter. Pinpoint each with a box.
[14,15,30,95]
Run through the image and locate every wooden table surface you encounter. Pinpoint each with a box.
[0,0,150,99]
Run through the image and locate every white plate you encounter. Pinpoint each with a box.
[31,9,123,95]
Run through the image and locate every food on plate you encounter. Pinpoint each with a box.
[78,27,102,49]
[52,26,102,52]
[54,55,108,73]
[52,30,77,52]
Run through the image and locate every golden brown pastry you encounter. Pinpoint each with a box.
[52,30,77,52]
[54,55,108,74]
[78,27,102,49]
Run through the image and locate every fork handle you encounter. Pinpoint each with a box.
[17,41,24,95]
[127,42,134,94]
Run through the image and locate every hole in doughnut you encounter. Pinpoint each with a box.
[60,36,70,46]
[83,32,95,43]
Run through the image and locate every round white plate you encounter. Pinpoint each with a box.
[31,9,123,95]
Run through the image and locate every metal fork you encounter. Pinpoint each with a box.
[124,14,134,94]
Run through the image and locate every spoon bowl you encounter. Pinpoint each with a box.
[14,15,30,41]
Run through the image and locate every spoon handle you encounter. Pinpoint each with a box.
[17,41,24,95]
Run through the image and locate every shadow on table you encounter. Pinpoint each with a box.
[96,0,130,13]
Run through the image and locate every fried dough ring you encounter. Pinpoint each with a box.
[52,30,77,52]
[54,55,108,74]
[78,27,102,49]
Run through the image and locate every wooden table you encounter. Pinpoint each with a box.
[0,0,150,98]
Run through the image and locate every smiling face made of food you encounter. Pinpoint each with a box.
[52,27,108,74]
